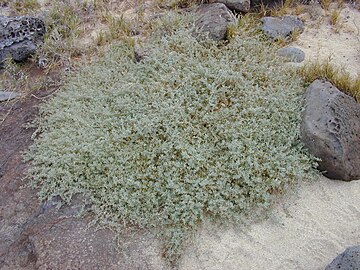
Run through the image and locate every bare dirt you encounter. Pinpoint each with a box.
[0,89,165,270]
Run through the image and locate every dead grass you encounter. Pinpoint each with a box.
[299,60,360,101]
[321,0,336,10]
[2,0,358,103]
[256,0,308,17]
[227,12,269,41]
[10,0,40,14]
[270,0,295,16]
[154,0,204,8]
[0,58,61,101]
[329,9,341,25]
[0,0,141,95]
[96,13,133,45]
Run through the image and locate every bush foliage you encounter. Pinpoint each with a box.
[26,16,315,267]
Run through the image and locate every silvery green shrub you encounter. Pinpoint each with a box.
[26,16,316,267]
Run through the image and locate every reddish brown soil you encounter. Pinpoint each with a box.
[0,90,163,270]
[0,91,48,269]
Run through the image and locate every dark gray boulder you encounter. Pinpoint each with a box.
[261,16,304,39]
[277,47,305,62]
[194,3,236,41]
[326,245,360,270]
[300,80,360,181]
[0,16,46,64]
[0,91,18,102]
[209,0,250,12]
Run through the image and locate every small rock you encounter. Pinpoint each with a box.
[17,238,37,267]
[300,80,360,181]
[326,245,360,270]
[0,91,18,102]
[277,47,305,62]
[209,0,250,12]
[194,3,236,41]
[0,16,46,64]
[37,57,48,69]
[261,16,304,39]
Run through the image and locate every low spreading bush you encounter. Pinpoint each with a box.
[26,15,316,267]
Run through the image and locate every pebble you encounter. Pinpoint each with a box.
[277,47,305,63]
[0,91,19,102]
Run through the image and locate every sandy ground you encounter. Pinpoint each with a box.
[294,3,360,77]
[180,176,360,269]
[179,4,360,270]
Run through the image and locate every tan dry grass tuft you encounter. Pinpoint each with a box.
[0,0,130,96]
[270,0,295,16]
[329,9,340,25]
[299,60,360,101]
[320,0,332,10]
[10,0,40,14]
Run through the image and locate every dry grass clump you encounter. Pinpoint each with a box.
[5,0,40,14]
[155,0,205,8]
[0,0,139,95]
[329,9,341,25]
[299,60,360,101]
[320,0,332,10]
[267,0,297,16]
[96,14,133,46]
[256,0,309,17]
[26,14,316,267]
[35,0,95,71]
[0,2,79,97]
[227,13,262,40]
[0,59,32,94]
[0,59,49,95]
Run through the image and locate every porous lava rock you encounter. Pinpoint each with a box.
[300,80,360,181]
[261,15,304,39]
[0,16,45,64]
[194,3,236,41]
[326,245,360,270]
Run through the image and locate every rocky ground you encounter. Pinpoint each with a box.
[0,2,166,269]
[1,0,360,269]
[0,89,166,269]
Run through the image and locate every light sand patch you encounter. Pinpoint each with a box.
[294,4,360,77]
[180,176,360,270]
